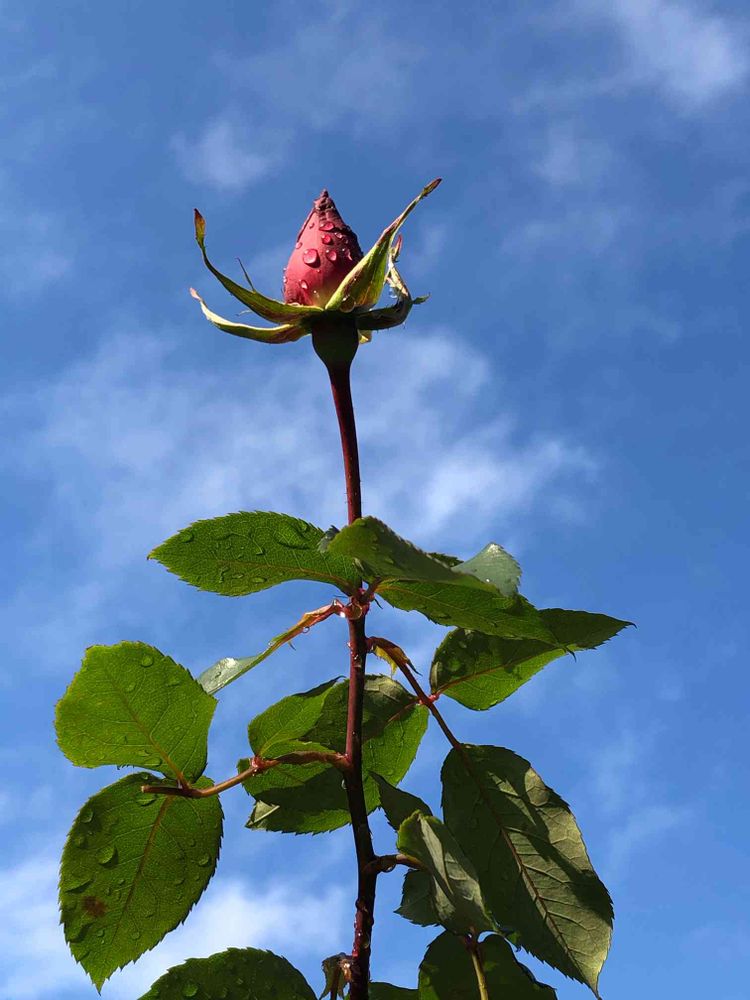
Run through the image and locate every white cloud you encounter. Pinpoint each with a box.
[171,117,285,193]
[606,803,689,874]
[534,126,611,187]
[600,0,748,109]
[0,195,73,293]
[0,857,346,1000]
[2,322,594,674]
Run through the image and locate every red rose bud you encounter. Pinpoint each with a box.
[283,190,364,307]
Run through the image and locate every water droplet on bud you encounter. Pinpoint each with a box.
[302,248,320,267]
[321,233,333,245]
[320,221,335,231]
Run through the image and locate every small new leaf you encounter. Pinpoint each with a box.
[60,774,223,989]
[55,642,216,783]
[138,946,316,999]
[150,511,360,598]
[397,813,494,935]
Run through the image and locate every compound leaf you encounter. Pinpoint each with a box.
[242,676,426,833]
[60,774,222,989]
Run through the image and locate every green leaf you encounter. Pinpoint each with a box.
[453,542,521,597]
[397,869,440,928]
[431,610,630,710]
[248,679,339,756]
[325,178,441,312]
[442,746,613,995]
[371,984,418,1000]
[194,208,323,325]
[190,288,307,344]
[55,642,216,783]
[242,675,427,833]
[381,582,557,643]
[60,774,223,989]
[373,773,432,831]
[418,932,556,1000]
[325,517,493,590]
[397,813,494,935]
[138,945,316,999]
[149,511,361,598]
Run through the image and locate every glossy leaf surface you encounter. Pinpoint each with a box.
[150,511,360,598]
[442,746,613,995]
[56,642,216,783]
[60,774,222,989]
[138,946,315,999]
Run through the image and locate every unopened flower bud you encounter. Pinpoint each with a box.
[283,190,364,307]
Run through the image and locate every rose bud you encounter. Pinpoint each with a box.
[191,178,441,346]
[282,190,364,308]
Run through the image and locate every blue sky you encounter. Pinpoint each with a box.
[1,0,748,997]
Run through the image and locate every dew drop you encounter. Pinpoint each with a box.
[117,877,126,886]
[74,834,86,849]
[295,240,302,249]
[124,682,136,693]
[136,793,157,807]
[299,280,309,291]
[173,875,185,886]
[187,837,197,847]
[65,875,92,893]
[250,576,267,585]
[166,675,182,687]
[140,654,154,668]
[180,531,194,543]
[325,249,338,262]
[95,928,105,938]
[80,806,94,824]
[97,844,117,866]
[320,220,335,231]
[302,248,320,267]
[321,233,333,245]
[307,221,314,229]
[143,755,162,769]
[196,853,211,867]
[250,544,265,555]
[132,928,142,940]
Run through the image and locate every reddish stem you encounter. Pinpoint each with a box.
[315,319,376,1000]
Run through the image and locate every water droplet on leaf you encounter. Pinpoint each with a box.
[196,854,211,867]
[181,531,194,543]
[80,807,94,824]
[140,654,154,667]
[97,845,117,866]
[136,793,157,807]
[182,982,199,997]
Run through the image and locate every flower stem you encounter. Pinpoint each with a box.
[316,318,375,1000]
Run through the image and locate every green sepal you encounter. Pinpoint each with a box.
[60,774,223,990]
[418,931,557,1000]
[190,288,307,344]
[55,642,216,783]
[138,945,316,999]
[149,511,361,599]
[430,610,631,710]
[325,179,441,312]
[397,813,494,935]
[442,745,613,995]
[194,209,323,324]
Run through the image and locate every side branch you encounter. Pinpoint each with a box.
[140,750,347,799]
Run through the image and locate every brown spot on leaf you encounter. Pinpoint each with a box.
[83,895,107,918]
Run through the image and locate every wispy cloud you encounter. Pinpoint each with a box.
[3,323,593,674]
[587,0,749,110]
[533,125,612,187]
[171,116,286,193]
[0,857,346,999]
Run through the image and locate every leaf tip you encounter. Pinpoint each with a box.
[193,209,206,243]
